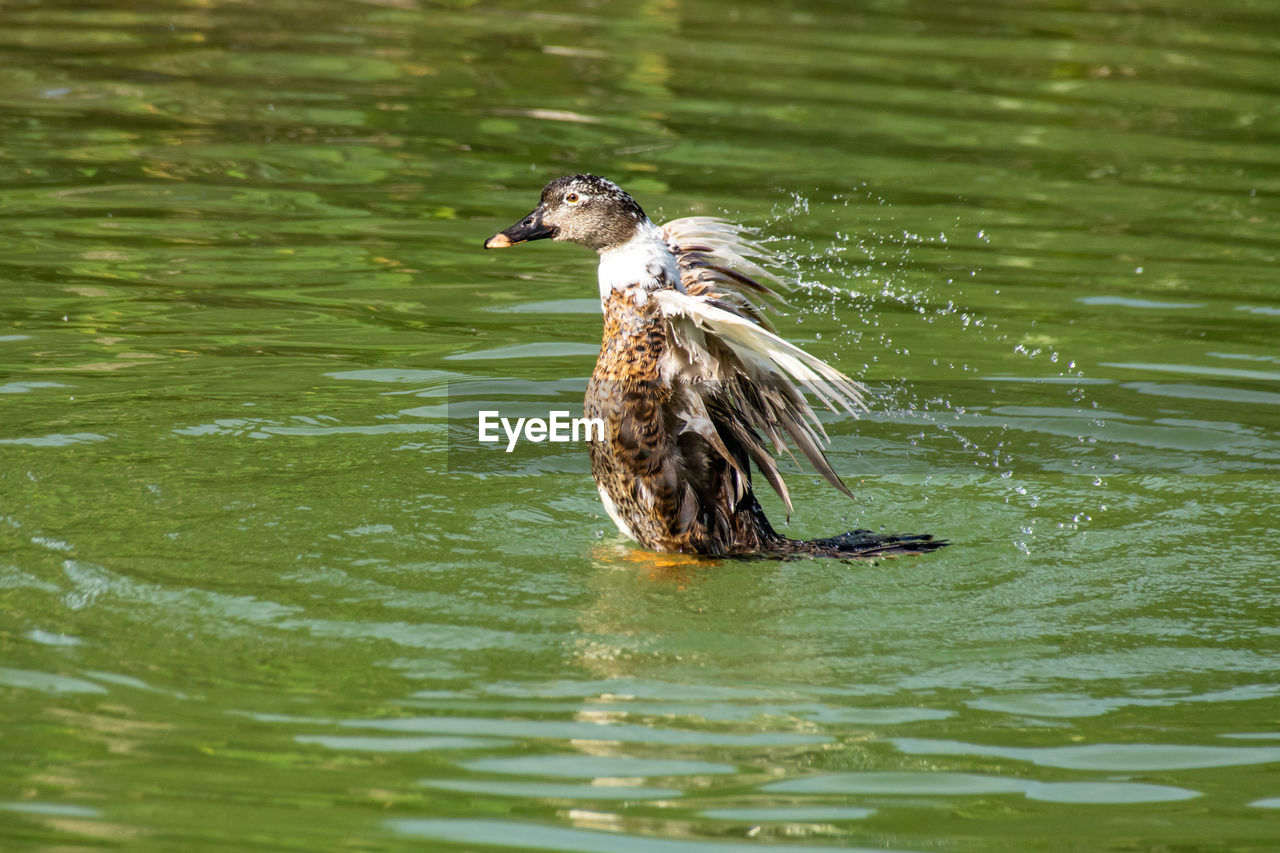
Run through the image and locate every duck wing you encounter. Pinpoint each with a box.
[661,216,787,329]
[654,217,867,515]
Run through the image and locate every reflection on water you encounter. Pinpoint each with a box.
[2,0,1280,849]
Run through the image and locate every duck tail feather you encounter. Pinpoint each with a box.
[767,530,949,559]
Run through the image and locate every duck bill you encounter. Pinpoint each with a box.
[484,208,556,249]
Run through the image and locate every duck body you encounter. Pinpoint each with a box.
[585,287,779,554]
[485,174,945,559]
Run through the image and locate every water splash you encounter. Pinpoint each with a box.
[761,186,1113,549]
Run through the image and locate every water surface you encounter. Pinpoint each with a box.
[2,0,1279,850]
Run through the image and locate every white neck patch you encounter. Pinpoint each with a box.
[596,221,679,303]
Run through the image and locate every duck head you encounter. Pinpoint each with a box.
[484,174,650,253]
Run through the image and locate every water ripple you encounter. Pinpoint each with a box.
[893,737,1280,771]
[339,716,831,747]
[386,819,923,853]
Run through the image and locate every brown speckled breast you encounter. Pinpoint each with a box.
[585,289,675,549]
[585,289,779,555]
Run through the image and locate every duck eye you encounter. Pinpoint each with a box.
[565,192,580,204]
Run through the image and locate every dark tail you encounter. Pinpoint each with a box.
[769,529,948,559]
[723,493,946,559]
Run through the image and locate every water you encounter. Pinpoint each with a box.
[2,0,1278,850]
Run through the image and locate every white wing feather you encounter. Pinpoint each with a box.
[648,225,869,513]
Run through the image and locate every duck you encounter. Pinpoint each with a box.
[484,174,945,559]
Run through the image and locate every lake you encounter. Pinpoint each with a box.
[2,0,1278,850]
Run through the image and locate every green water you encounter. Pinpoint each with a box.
[2,0,1279,850]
